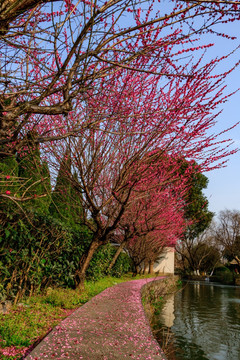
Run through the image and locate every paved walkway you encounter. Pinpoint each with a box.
[24,278,167,360]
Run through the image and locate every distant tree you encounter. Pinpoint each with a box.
[215,210,240,267]
[197,243,221,275]
[176,227,220,275]
[182,161,214,239]
[176,164,214,273]
[223,237,240,264]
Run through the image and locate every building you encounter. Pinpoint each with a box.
[153,247,175,274]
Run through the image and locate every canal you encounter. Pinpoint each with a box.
[153,281,240,360]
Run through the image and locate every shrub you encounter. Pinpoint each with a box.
[86,244,115,281]
[214,266,234,284]
[0,213,92,301]
[86,244,133,281]
[111,252,133,278]
[214,266,231,274]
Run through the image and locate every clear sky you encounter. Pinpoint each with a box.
[202,21,240,216]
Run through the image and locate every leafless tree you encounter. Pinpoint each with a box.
[175,226,221,275]
[214,209,240,266]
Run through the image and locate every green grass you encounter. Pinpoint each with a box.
[0,274,158,360]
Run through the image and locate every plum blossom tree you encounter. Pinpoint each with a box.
[47,45,237,286]
[109,156,188,274]
[1,0,240,287]
[123,192,186,274]
[0,0,240,157]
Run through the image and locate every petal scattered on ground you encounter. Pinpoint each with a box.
[24,278,167,360]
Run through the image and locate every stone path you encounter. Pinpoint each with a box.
[24,278,167,360]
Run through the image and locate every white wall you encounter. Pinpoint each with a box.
[153,247,175,274]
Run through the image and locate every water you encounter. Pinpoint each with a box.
[154,281,240,360]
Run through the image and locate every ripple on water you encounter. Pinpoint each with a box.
[155,282,240,360]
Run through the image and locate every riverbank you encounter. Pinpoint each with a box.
[142,276,180,359]
[142,275,179,321]
[182,273,240,286]
[0,274,165,360]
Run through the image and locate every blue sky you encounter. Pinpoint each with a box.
[202,21,240,216]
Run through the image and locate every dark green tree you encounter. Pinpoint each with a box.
[176,161,214,274]
[182,161,214,239]
[49,148,83,227]
[0,155,19,196]
[17,131,51,214]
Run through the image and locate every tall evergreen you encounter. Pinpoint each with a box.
[181,161,214,239]
[17,131,51,214]
[49,148,83,226]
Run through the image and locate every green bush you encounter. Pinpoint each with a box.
[111,252,133,278]
[218,271,234,284]
[0,212,92,300]
[86,244,115,281]
[214,266,234,284]
[214,266,231,274]
[86,244,132,281]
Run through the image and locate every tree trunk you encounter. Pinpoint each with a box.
[194,269,200,276]
[75,240,101,290]
[107,240,127,273]
[149,260,154,275]
[143,259,149,274]
[136,265,141,275]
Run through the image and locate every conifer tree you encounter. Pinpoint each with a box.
[17,131,51,214]
[49,148,83,226]
[183,164,214,239]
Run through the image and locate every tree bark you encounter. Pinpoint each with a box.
[143,259,149,274]
[0,0,58,35]
[75,240,101,289]
[149,260,154,275]
[107,240,127,273]
[136,265,141,275]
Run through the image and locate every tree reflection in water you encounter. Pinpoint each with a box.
[152,281,240,360]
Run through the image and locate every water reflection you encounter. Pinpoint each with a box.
[161,293,175,328]
[154,282,240,360]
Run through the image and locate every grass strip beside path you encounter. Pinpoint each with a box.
[0,274,156,360]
